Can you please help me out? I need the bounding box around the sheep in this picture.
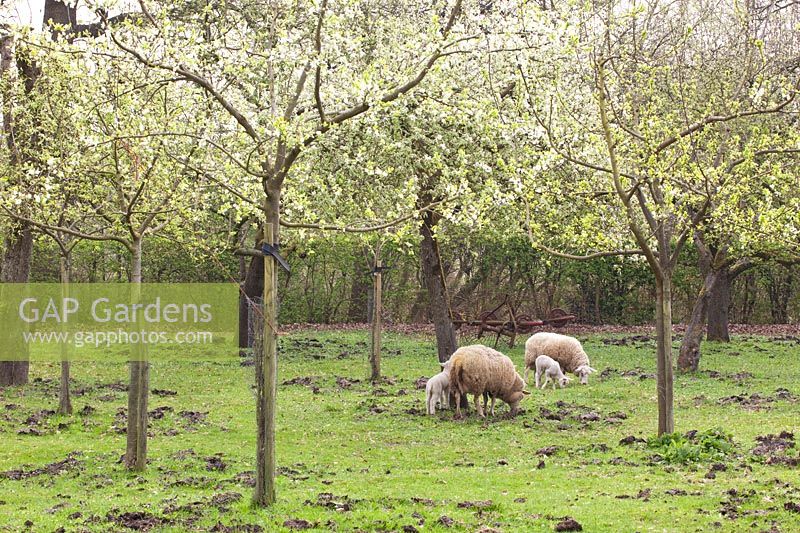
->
[425,368,451,415]
[524,332,597,385]
[448,344,529,418]
[534,354,571,389]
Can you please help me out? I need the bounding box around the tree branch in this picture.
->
[655,86,798,154]
[280,197,456,233]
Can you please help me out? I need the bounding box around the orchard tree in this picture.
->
[518,0,798,434]
[2,31,210,469]
[105,0,486,505]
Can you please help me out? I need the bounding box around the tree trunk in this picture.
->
[419,211,457,364]
[767,265,793,323]
[654,276,675,435]
[125,238,149,471]
[57,255,73,414]
[677,269,720,372]
[370,258,382,382]
[706,270,731,342]
[739,271,757,324]
[347,253,370,323]
[0,221,33,386]
[0,2,73,387]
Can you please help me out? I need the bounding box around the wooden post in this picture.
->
[370,257,383,382]
[58,256,72,415]
[254,223,277,507]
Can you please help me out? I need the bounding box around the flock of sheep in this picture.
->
[425,332,596,417]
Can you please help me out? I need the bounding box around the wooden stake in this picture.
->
[57,256,72,415]
[254,223,277,506]
[370,258,382,382]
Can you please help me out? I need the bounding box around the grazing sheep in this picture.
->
[535,355,571,389]
[448,345,529,418]
[525,332,597,385]
[425,368,451,415]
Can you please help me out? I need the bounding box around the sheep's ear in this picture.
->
[440,363,447,368]
[588,367,597,373]
[522,390,531,395]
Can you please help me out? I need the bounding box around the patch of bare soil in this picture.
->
[1,452,83,480]
[283,519,314,530]
[719,390,797,411]
[106,511,168,531]
[719,488,757,520]
[752,432,799,466]
[205,454,227,471]
[305,492,358,512]
[457,500,493,509]
[555,517,583,531]
[282,376,320,393]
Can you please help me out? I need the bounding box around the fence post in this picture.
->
[254,223,277,506]
[370,257,382,382]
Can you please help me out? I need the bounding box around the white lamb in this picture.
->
[425,365,451,415]
[534,355,571,389]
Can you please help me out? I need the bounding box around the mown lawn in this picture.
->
[1,330,799,532]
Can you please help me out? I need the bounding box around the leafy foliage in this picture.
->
[647,429,736,465]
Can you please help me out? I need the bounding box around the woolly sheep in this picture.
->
[534,354,571,389]
[524,332,597,385]
[425,369,451,415]
[448,344,529,418]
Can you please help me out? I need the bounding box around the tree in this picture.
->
[519,0,799,433]
[107,0,479,505]
[2,30,208,469]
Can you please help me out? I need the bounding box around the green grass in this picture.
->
[1,330,799,532]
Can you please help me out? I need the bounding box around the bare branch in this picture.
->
[655,86,798,154]
[107,24,261,143]
[313,0,328,124]
[1,207,133,251]
[280,197,456,233]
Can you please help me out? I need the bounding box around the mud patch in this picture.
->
[282,376,320,393]
[1,452,83,480]
[283,519,314,530]
[457,500,493,509]
[555,517,583,531]
[205,455,227,471]
[752,432,798,466]
[106,511,167,531]
[306,492,358,512]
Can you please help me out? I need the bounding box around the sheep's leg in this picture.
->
[454,391,462,418]
[427,391,434,415]
[535,369,541,389]
[474,394,484,417]
[443,388,450,410]
[542,374,550,389]
[490,396,496,416]
[524,366,529,382]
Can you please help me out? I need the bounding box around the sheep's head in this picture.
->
[559,375,572,388]
[575,365,596,385]
[502,374,530,414]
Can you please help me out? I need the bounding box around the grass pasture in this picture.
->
[1,330,799,532]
